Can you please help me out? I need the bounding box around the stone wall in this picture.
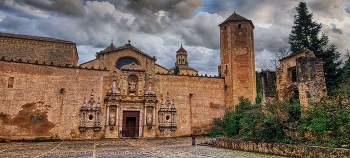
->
[216,138,350,158]
[296,57,327,106]
[154,74,225,136]
[260,70,276,103]
[0,60,109,140]
[0,34,78,66]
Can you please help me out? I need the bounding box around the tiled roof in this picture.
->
[0,32,74,44]
[97,43,156,61]
[101,43,117,53]
[219,12,254,27]
[169,65,197,72]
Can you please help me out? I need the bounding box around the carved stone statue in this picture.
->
[146,113,152,125]
[109,113,116,126]
[128,80,137,91]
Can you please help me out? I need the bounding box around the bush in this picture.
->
[208,129,221,137]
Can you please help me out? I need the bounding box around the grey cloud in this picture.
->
[0,16,36,34]
[175,12,223,49]
[99,0,203,35]
[254,25,291,52]
[308,0,348,20]
[122,0,203,19]
[331,28,342,34]
[345,2,350,14]
[22,0,86,17]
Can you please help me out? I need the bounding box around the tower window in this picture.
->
[224,26,226,30]
[238,24,242,29]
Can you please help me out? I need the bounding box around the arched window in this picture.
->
[116,57,139,69]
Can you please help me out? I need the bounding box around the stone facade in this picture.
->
[276,49,327,107]
[218,12,256,109]
[0,32,78,66]
[0,12,257,140]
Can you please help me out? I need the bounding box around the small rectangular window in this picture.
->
[288,67,297,82]
[8,77,14,88]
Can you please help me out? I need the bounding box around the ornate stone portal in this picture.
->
[104,63,158,138]
[158,92,177,136]
[78,90,102,132]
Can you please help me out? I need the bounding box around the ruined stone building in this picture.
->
[0,12,256,140]
[276,49,327,107]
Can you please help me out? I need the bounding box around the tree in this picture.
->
[266,45,292,71]
[174,66,180,75]
[289,2,342,93]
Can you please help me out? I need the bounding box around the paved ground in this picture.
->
[0,137,288,158]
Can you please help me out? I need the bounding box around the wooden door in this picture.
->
[122,111,140,137]
[125,117,136,137]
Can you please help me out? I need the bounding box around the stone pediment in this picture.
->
[120,62,145,71]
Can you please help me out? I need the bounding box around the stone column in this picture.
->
[106,106,110,125]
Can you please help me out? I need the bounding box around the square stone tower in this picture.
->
[219,12,256,109]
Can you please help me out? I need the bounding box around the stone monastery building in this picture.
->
[0,13,257,140]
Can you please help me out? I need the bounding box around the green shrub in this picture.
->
[208,129,221,137]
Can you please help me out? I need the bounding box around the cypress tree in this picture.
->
[174,66,180,75]
[289,2,342,93]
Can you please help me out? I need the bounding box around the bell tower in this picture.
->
[175,44,188,66]
[219,12,256,109]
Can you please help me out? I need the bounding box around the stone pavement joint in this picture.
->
[34,141,63,158]
[0,137,288,158]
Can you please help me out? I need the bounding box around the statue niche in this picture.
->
[128,75,138,94]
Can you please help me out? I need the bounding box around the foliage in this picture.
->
[174,66,180,75]
[208,129,221,137]
[212,97,293,142]
[255,92,262,104]
[289,2,342,93]
[298,100,350,147]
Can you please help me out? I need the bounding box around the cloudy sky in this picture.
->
[0,0,349,75]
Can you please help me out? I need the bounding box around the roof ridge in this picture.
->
[177,44,187,52]
[97,44,156,61]
[219,12,254,27]
[0,32,74,44]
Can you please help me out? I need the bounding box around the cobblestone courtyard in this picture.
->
[0,137,287,158]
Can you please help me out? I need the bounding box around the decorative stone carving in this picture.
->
[158,92,177,133]
[128,75,138,93]
[78,90,102,132]
[104,71,121,130]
